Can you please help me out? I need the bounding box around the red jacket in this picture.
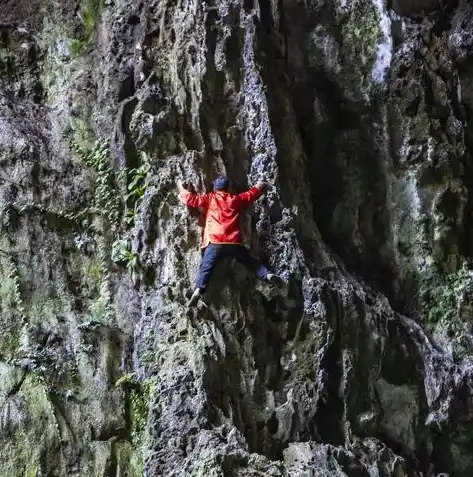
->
[179,186,264,248]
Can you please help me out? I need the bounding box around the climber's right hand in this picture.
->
[256,181,267,192]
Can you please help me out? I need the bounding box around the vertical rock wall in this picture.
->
[0,0,473,476]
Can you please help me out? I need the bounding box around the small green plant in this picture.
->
[69,138,121,233]
[127,163,150,200]
[115,372,136,387]
[421,265,471,324]
[124,152,150,227]
[111,239,138,273]
[6,257,26,320]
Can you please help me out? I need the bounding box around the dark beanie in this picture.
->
[213,176,229,190]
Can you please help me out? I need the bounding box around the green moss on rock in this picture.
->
[0,254,23,360]
[0,375,63,476]
[117,441,145,476]
[341,3,381,72]
[70,0,105,56]
[115,373,154,473]
[130,378,153,448]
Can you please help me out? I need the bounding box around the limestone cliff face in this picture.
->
[1,0,473,476]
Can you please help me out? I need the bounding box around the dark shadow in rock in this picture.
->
[141,265,156,287]
[430,430,454,474]
[284,275,305,340]
[112,97,138,171]
[43,211,78,235]
[382,319,422,386]
[458,60,473,261]
[314,321,345,444]
[273,2,402,309]
[389,0,457,18]
[118,71,135,102]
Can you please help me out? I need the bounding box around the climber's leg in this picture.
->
[188,244,223,306]
[229,244,283,286]
[197,245,223,287]
[197,244,223,289]
[230,244,270,280]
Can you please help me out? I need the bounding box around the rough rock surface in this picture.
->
[1,0,473,476]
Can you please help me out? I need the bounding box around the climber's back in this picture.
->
[179,176,264,248]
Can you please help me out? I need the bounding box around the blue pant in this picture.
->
[196,243,270,291]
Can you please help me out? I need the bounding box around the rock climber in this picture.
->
[177,176,280,307]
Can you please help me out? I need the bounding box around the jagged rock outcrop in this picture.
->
[1,0,473,476]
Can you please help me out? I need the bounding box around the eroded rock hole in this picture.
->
[267,412,278,434]
[243,0,254,12]
[313,293,345,445]
[118,73,135,101]
[128,14,140,25]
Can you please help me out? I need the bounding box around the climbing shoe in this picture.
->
[187,288,202,307]
[266,273,280,285]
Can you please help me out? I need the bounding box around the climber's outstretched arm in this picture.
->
[177,180,210,210]
[235,181,267,209]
